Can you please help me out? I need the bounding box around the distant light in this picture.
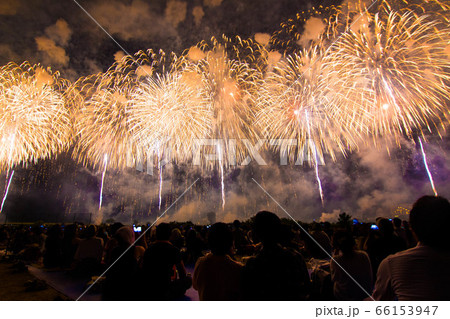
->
[294,110,300,115]
[382,103,389,110]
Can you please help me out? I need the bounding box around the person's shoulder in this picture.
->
[382,246,422,263]
[354,250,370,258]
[224,255,243,268]
[243,255,257,269]
[283,246,306,261]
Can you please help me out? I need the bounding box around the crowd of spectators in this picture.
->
[0,195,449,301]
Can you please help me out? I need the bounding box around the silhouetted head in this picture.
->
[48,224,62,238]
[311,222,322,232]
[377,218,394,236]
[410,196,450,249]
[110,222,124,237]
[64,224,78,238]
[115,226,135,246]
[253,211,281,245]
[392,218,402,228]
[332,230,355,255]
[156,223,171,241]
[208,223,233,255]
[85,225,97,238]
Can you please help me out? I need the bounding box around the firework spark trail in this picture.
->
[0,170,14,213]
[217,143,225,210]
[99,154,108,210]
[313,154,324,206]
[158,149,163,211]
[305,110,324,206]
[418,137,438,197]
[1,133,16,213]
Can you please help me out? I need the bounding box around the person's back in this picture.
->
[142,223,190,300]
[43,225,63,268]
[242,211,311,300]
[243,243,310,300]
[102,226,139,301]
[144,241,180,287]
[373,244,450,300]
[75,226,103,263]
[372,196,450,300]
[310,226,332,259]
[62,224,80,267]
[365,218,406,277]
[193,223,243,300]
[330,231,372,301]
[74,225,104,275]
[393,218,408,247]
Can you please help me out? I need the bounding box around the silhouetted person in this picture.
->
[364,217,406,278]
[193,223,243,300]
[169,228,185,250]
[392,218,408,247]
[242,211,311,300]
[330,230,372,300]
[103,222,124,265]
[142,223,191,300]
[402,220,417,248]
[308,223,332,259]
[74,225,103,275]
[372,196,450,300]
[186,228,204,264]
[43,225,63,268]
[102,226,139,300]
[61,224,80,268]
[232,220,249,255]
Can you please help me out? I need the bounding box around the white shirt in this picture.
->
[372,244,450,300]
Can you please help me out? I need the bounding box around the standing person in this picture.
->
[372,196,450,300]
[193,223,243,300]
[330,230,373,300]
[142,223,191,300]
[242,211,311,300]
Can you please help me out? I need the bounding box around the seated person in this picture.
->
[242,211,311,300]
[74,225,104,275]
[365,217,406,278]
[331,230,373,300]
[102,226,139,300]
[142,223,191,300]
[372,196,450,300]
[193,223,243,300]
[43,225,63,268]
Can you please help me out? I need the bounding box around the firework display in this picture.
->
[129,72,211,163]
[183,36,264,169]
[326,10,450,146]
[0,62,71,169]
[255,45,360,163]
[0,0,449,217]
